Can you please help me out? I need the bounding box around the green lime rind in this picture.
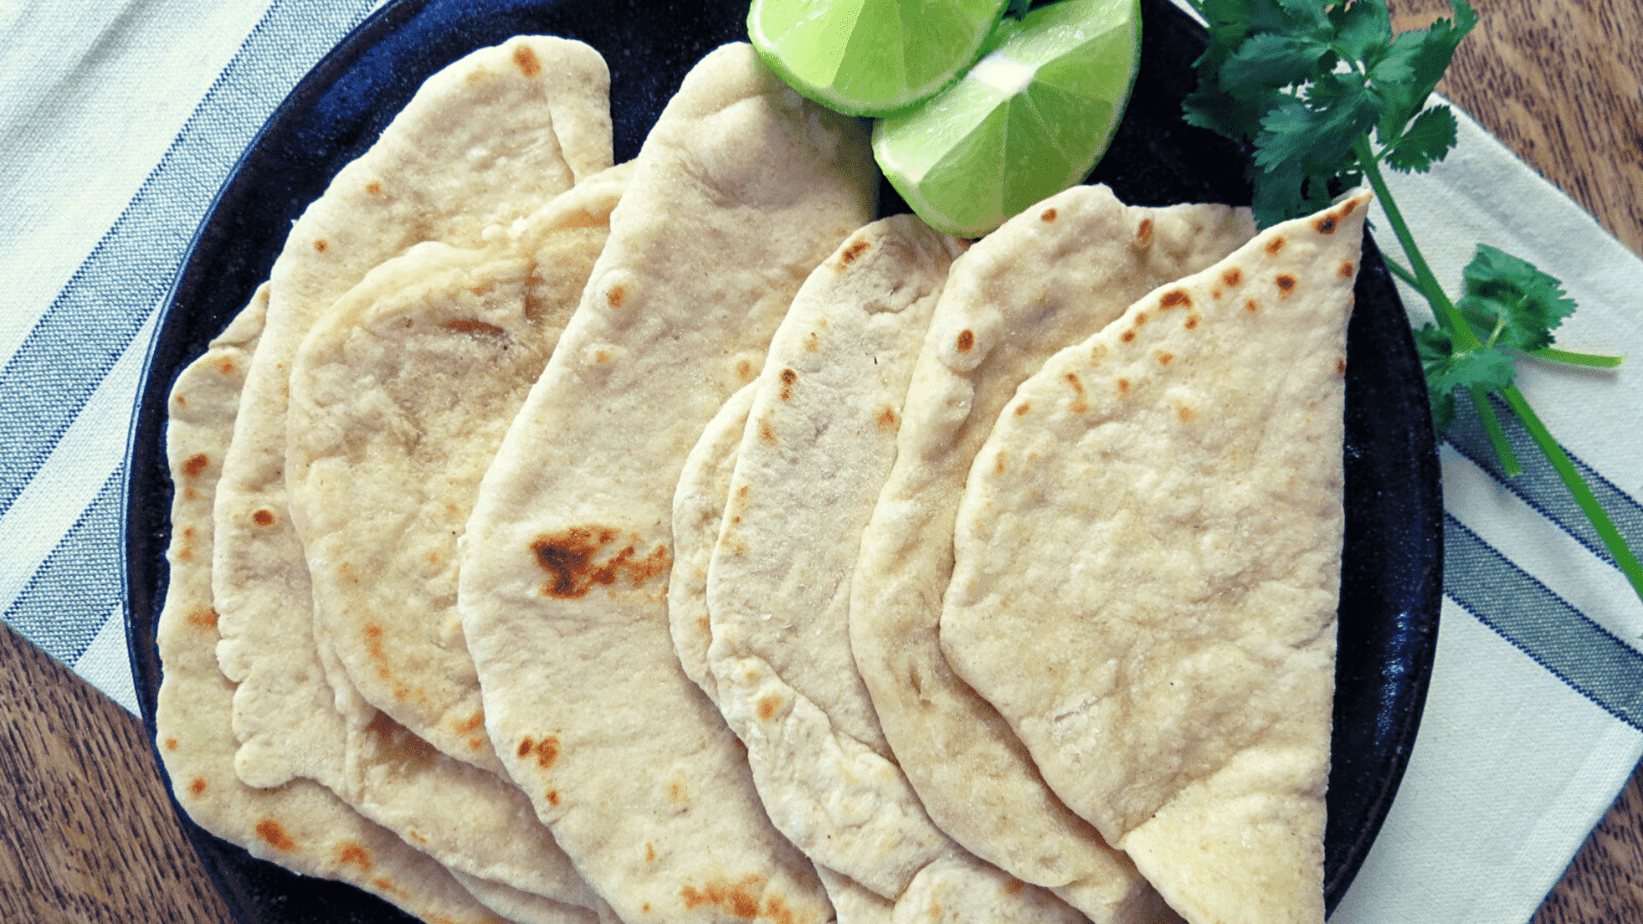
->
[749,0,1011,117]
[873,0,1142,237]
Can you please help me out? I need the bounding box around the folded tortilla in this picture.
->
[155,285,543,924]
[457,42,878,924]
[940,190,1373,924]
[848,184,1254,922]
[213,35,610,789]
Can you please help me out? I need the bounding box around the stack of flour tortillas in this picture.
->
[155,33,1370,924]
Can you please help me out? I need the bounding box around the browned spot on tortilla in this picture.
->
[443,319,505,335]
[756,695,782,721]
[1339,197,1361,217]
[1337,357,1349,376]
[595,349,612,363]
[1040,207,1057,222]
[1117,378,1131,396]
[1121,330,1137,343]
[183,453,209,477]
[1265,236,1285,256]
[545,789,561,806]
[1157,352,1174,365]
[513,44,542,76]
[524,735,560,769]
[467,280,495,295]
[1223,268,1242,287]
[759,420,777,443]
[164,738,178,751]
[1314,213,1339,234]
[1135,218,1154,247]
[835,238,870,270]
[668,780,687,804]
[371,877,401,896]
[523,293,546,318]
[187,608,217,630]
[256,819,296,852]
[804,331,820,353]
[1246,299,1259,312]
[1065,372,1088,413]
[333,843,371,871]
[764,895,798,924]
[530,527,670,598]
[1340,260,1357,277]
[956,329,975,352]
[607,285,626,307]
[646,842,657,862]
[1134,311,1149,326]
[173,395,188,408]
[363,623,390,680]
[465,69,486,85]
[517,737,533,758]
[876,407,897,428]
[1276,274,1297,296]
[735,358,755,381]
[1159,289,1192,310]
[188,777,207,796]
[1002,877,1027,895]
[1212,288,1223,300]
[313,239,328,253]
[779,368,797,400]
[251,509,275,526]
[1014,403,1030,416]
[455,711,485,734]
[365,181,382,196]
[680,877,766,918]
[1178,404,1196,422]
[642,904,653,914]
[1185,315,1200,330]
[995,454,1006,475]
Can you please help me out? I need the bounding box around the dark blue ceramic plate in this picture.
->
[124,0,1443,920]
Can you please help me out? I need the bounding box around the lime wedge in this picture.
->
[748,0,1011,117]
[873,0,1141,237]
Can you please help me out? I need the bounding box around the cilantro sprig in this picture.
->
[1181,0,1643,608]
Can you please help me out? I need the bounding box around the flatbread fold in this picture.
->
[940,189,1373,924]
[154,285,529,924]
[458,42,878,924]
[848,183,1254,923]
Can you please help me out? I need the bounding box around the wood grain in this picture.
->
[0,622,229,923]
[0,0,1638,922]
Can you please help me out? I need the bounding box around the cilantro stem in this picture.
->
[1353,137,1643,606]
[1532,346,1624,368]
[1500,385,1643,602]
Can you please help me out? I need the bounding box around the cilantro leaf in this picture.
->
[1383,104,1458,171]
[1415,323,1518,431]
[1458,244,1578,352]
[1221,32,1333,89]
[1329,0,1392,60]
[1371,0,1476,137]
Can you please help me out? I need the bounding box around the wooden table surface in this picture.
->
[2,0,1641,921]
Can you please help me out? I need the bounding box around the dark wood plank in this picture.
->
[0,623,228,923]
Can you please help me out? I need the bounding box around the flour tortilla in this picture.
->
[274,175,630,908]
[154,285,544,924]
[696,215,1086,924]
[458,42,877,924]
[287,163,630,774]
[699,216,957,894]
[847,184,1254,922]
[940,190,1373,924]
[213,35,609,790]
[669,383,898,924]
